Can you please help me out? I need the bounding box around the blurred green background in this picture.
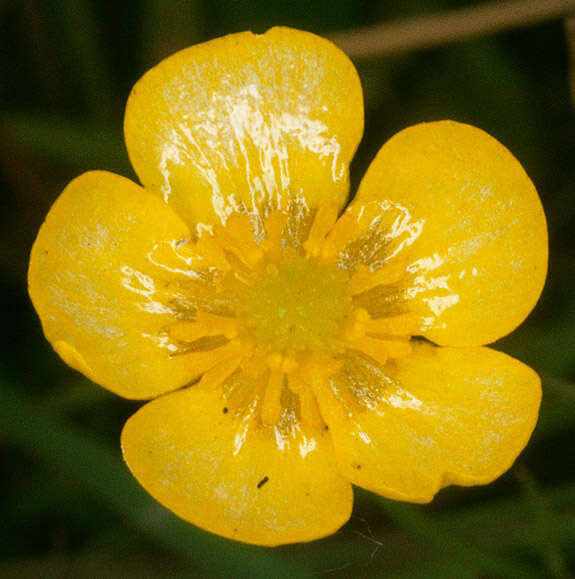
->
[1,0,574,577]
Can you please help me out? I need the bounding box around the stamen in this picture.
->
[280,356,299,374]
[214,213,263,270]
[181,340,241,375]
[195,235,230,271]
[261,367,284,426]
[344,335,412,366]
[170,312,240,342]
[260,211,288,262]
[168,205,417,430]
[344,335,389,367]
[242,350,268,378]
[378,338,412,358]
[348,262,406,296]
[303,202,340,257]
[300,361,343,420]
[320,211,360,262]
[198,355,244,390]
[342,307,370,341]
[366,313,419,337]
[287,372,325,430]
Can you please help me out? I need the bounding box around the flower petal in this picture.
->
[314,343,541,503]
[124,27,363,229]
[354,121,548,346]
[28,171,196,399]
[121,384,353,546]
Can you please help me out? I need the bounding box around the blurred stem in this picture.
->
[566,17,575,109]
[142,0,204,67]
[3,112,128,173]
[377,498,541,578]
[56,0,115,122]
[331,0,575,60]
[516,466,570,578]
[19,0,66,108]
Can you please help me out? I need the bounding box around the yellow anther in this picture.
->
[344,333,412,366]
[260,210,288,261]
[298,361,344,420]
[285,371,325,429]
[224,212,253,240]
[342,307,370,341]
[281,356,298,374]
[320,211,360,261]
[304,202,345,260]
[261,367,284,426]
[264,353,298,374]
[345,335,389,367]
[242,350,267,378]
[181,340,241,375]
[303,356,344,381]
[264,263,279,277]
[298,386,325,431]
[354,308,370,323]
[343,323,365,342]
[266,352,283,370]
[379,338,412,359]
[214,213,263,270]
[169,312,240,343]
[169,321,209,343]
[348,262,406,296]
[198,355,243,390]
[303,238,323,258]
[286,371,305,394]
[306,202,340,243]
[195,235,230,271]
[366,313,419,337]
[197,311,241,339]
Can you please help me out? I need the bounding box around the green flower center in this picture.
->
[239,255,351,354]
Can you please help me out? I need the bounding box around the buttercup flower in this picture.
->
[29,28,547,546]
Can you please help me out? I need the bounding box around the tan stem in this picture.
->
[330,0,575,60]
[566,17,575,109]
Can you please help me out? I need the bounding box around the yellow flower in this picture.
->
[28,27,547,546]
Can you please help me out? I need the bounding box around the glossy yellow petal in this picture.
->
[125,27,363,230]
[315,343,541,503]
[354,121,548,346]
[28,171,195,399]
[121,383,353,546]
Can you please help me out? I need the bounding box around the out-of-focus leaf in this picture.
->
[55,0,114,122]
[44,378,115,413]
[436,482,575,553]
[3,113,129,173]
[0,552,183,579]
[0,379,309,579]
[142,0,205,68]
[376,498,542,578]
[517,467,569,578]
[536,375,575,439]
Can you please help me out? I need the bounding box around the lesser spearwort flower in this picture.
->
[29,27,547,545]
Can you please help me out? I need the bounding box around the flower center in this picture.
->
[168,201,418,429]
[239,255,350,354]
